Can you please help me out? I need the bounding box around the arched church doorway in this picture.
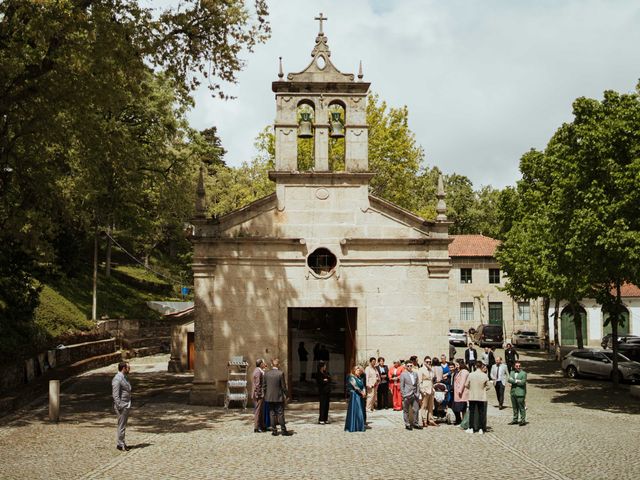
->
[602,305,630,336]
[288,307,357,400]
[560,305,588,346]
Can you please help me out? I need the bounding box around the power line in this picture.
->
[103,231,185,285]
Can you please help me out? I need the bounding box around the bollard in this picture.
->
[49,380,60,422]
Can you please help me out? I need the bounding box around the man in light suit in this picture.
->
[508,361,528,426]
[112,361,132,451]
[364,357,380,412]
[263,358,292,436]
[490,356,509,409]
[465,360,491,434]
[399,362,422,430]
[251,358,267,433]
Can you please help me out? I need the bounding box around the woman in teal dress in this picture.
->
[345,365,366,432]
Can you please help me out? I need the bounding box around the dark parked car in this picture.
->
[601,334,639,349]
[472,324,504,348]
[617,342,640,362]
[561,349,640,383]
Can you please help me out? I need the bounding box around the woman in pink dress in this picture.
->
[452,361,469,425]
[388,360,404,411]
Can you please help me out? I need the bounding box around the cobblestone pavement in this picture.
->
[1,351,639,480]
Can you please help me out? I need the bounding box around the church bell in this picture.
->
[298,112,313,138]
[329,111,344,138]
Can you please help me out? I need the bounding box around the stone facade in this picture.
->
[447,235,545,342]
[189,19,452,405]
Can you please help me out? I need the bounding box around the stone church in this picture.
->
[189,17,452,405]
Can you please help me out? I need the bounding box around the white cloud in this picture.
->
[186,0,640,188]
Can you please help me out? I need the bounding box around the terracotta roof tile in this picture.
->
[617,283,640,297]
[448,234,501,257]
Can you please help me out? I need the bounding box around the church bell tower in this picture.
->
[271,13,370,176]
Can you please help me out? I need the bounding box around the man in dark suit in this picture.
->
[504,344,520,373]
[465,343,478,371]
[263,358,292,436]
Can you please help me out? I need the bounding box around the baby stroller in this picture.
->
[433,383,450,423]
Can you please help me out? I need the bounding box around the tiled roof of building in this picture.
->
[618,283,640,297]
[448,234,501,257]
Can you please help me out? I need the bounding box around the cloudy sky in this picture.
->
[185,0,640,189]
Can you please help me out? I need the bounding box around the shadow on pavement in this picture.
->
[523,351,640,415]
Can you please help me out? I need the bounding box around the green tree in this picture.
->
[0,0,269,331]
[559,87,640,384]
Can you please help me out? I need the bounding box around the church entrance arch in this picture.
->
[288,307,357,400]
[560,305,588,346]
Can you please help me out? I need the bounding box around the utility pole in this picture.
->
[92,226,98,321]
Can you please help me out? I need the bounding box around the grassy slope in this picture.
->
[34,266,178,338]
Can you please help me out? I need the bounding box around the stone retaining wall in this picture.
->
[0,338,116,394]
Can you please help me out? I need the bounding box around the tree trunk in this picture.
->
[542,297,550,353]
[611,282,622,388]
[572,301,584,349]
[553,298,561,361]
[105,230,112,278]
[92,226,98,321]
[144,253,150,269]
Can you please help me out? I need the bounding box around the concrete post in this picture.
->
[49,380,60,422]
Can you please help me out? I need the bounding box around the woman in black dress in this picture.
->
[316,361,332,424]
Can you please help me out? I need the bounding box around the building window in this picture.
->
[460,302,474,321]
[518,301,531,321]
[489,268,500,284]
[307,247,337,276]
[489,302,503,325]
[460,268,472,284]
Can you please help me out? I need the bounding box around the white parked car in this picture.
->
[448,328,468,347]
[512,330,541,349]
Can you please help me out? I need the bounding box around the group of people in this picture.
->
[248,343,528,437]
[344,348,528,434]
[110,344,527,449]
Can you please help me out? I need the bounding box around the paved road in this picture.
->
[1,351,639,480]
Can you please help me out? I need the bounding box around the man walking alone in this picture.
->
[112,361,132,451]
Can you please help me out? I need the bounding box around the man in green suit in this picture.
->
[508,361,527,426]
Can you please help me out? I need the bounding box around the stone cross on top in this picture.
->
[315,13,327,34]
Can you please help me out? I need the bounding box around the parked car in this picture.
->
[562,349,640,383]
[512,330,541,349]
[472,324,504,348]
[448,328,468,346]
[617,342,640,362]
[601,334,640,349]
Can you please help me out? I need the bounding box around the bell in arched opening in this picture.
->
[298,112,313,138]
[329,111,344,138]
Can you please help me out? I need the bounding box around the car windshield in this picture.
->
[518,331,537,336]
[602,352,631,362]
[450,329,464,334]
[483,326,502,334]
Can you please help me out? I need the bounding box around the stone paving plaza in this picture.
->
[1,351,639,480]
